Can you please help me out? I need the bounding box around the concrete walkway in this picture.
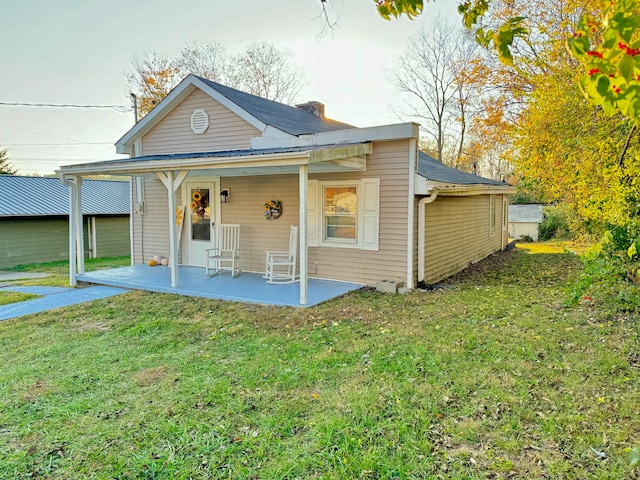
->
[0,271,50,286]
[0,284,130,321]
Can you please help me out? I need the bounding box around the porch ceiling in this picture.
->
[58,143,371,177]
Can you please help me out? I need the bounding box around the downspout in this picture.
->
[417,188,440,284]
[406,139,417,289]
[129,177,134,265]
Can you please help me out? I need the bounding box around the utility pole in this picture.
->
[130,93,138,123]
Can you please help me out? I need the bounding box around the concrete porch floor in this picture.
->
[77,265,364,307]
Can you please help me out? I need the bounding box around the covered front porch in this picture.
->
[59,142,371,307]
[77,265,363,307]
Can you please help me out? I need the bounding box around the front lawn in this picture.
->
[0,247,638,479]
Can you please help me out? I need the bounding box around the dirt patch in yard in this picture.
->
[133,366,173,387]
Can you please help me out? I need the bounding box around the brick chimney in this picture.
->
[295,101,325,119]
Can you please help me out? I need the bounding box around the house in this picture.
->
[58,74,514,305]
[0,175,130,269]
[508,204,544,241]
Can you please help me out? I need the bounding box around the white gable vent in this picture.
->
[190,108,209,134]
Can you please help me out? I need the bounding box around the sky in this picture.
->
[0,0,458,175]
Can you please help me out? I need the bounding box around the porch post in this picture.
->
[167,171,179,288]
[74,176,85,274]
[67,176,78,286]
[299,164,308,306]
[157,170,189,289]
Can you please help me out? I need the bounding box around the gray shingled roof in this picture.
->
[0,176,130,217]
[417,151,505,186]
[196,76,354,136]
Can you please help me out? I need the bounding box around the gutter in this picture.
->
[57,150,313,176]
[417,188,440,284]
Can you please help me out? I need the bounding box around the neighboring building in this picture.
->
[59,75,514,304]
[0,176,130,268]
[508,204,544,241]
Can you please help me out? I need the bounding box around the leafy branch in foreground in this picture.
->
[372,0,528,65]
[568,0,640,125]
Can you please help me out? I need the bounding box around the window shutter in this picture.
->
[307,179,319,247]
[361,178,380,251]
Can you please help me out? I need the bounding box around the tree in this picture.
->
[372,1,528,64]
[175,42,229,83]
[126,52,181,118]
[569,0,640,128]
[228,43,303,105]
[127,42,304,118]
[393,19,486,167]
[0,148,17,175]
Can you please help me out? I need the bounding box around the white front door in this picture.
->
[184,178,220,267]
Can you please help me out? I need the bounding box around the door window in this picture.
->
[190,188,210,241]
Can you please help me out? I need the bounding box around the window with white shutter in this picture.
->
[307,178,380,250]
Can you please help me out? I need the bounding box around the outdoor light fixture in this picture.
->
[220,188,230,204]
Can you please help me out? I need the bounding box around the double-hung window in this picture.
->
[307,178,380,251]
[323,185,358,244]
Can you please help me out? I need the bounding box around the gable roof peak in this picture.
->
[116,74,354,154]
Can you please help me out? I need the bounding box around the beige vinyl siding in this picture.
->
[311,140,410,285]
[141,89,261,155]
[94,216,130,257]
[216,140,411,286]
[131,178,171,264]
[216,174,300,274]
[421,194,505,284]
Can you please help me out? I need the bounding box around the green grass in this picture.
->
[0,247,638,479]
[0,291,39,306]
[2,256,131,289]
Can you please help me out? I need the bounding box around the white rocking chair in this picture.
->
[205,224,240,277]
[264,225,299,284]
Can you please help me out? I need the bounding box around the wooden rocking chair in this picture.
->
[264,225,298,284]
[205,224,240,277]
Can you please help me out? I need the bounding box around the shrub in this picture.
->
[568,223,640,312]
[539,205,571,241]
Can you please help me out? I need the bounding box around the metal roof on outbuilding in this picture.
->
[508,204,544,223]
[0,176,130,217]
[417,151,506,186]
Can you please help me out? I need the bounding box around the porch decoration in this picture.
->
[191,191,207,217]
[176,206,185,248]
[264,200,282,220]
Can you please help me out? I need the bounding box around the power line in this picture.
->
[3,142,113,146]
[0,123,100,144]
[0,101,132,113]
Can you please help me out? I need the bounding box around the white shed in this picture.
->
[508,204,544,241]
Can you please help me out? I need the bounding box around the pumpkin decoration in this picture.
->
[148,259,158,266]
